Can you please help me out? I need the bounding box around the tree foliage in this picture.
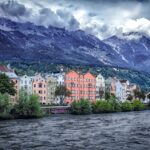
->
[121,101,133,112]
[92,100,113,113]
[0,73,16,96]
[13,90,43,118]
[0,93,12,119]
[70,99,92,115]
[55,85,71,105]
[132,99,145,111]
[133,89,145,100]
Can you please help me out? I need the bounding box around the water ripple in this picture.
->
[0,111,150,150]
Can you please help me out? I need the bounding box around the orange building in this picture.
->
[32,74,48,105]
[64,71,96,104]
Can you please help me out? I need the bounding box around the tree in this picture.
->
[121,101,133,112]
[13,90,43,118]
[132,99,145,111]
[0,73,16,96]
[127,94,133,101]
[55,85,71,105]
[105,92,111,100]
[133,89,145,100]
[70,99,92,115]
[98,87,104,99]
[0,93,12,119]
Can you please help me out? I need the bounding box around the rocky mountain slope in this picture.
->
[0,18,150,72]
[104,32,150,72]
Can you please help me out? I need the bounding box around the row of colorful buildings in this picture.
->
[0,65,139,105]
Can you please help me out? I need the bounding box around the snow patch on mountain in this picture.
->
[0,25,13,31]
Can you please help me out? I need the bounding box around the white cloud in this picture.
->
[122,18,150,36]
[0,0,150,39]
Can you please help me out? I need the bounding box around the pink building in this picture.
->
[65,71,96,104]
[32,74,48,105]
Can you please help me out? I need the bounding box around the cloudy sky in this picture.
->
[0,0,150,39]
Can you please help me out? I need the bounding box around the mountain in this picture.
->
[0,17,150,72]
[104,32,150,72]
[0,18,127,68]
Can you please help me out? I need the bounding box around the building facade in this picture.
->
[46,76,58,104]
[96,74,105,100]
[32,74,48,105]
[19,75,33,94]
[115,80,124,102]
[65,71,96,104]
[52,73,65,85]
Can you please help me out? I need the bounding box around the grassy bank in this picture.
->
[0,92,44,120]
[70,98,147,115]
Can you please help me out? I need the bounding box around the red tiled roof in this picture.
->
[0,65,13,72]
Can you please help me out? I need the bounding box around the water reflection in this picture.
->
[0,111,150,150]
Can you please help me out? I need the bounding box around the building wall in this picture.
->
[65,71,96,104]
[20,75,33,94]
[105,77,112,93]
[47,76,57,104]
[96,74,105,100]
[115,80,124,102]
[57,74,64,85]
[32,75,48,105]
[10,78,20,103]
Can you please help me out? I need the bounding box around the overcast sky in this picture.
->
[0,0,150,39]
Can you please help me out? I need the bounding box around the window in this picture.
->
[38,83,42,88]
[34,84,36,87]
[39,90,42,94]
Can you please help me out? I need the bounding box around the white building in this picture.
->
[96,74,105,100]
[115,79,133,102]
[19,75,33,94]
[52,73,65,85]
[115,80,125,102]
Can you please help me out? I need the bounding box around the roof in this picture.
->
[0,65,18,79]
[120,79,128,83]
[0,65,13,73]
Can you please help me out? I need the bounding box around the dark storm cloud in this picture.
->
[0,0,150,38]
[88,12,97,17]
[0,0,30,17]
[39,8,61,27]
[57,9,80,30]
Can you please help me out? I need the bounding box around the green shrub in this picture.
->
[132,99,145,111]
[0,93,12,119]
[27,94,43,117]
[92,100,114,113]
[13,91,43,118]
[70,99,92,115]
[121,101,133,112]
[108,98,121,112]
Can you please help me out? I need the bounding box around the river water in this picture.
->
[0,111,150,150]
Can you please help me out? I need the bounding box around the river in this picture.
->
[0,111,150,150]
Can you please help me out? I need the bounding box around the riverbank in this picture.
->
[70,99,149,115]
[0,92,44,120]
